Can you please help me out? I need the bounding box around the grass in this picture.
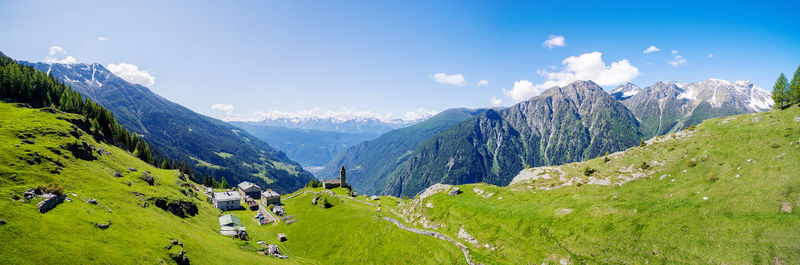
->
[0,102,465,264]
[393,107,800,264]
[3,100,800,264]
[225,187,462,264]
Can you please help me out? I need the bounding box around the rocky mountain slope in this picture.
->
[317,108,484,196]
[620,78,773,138]
[383,81,641,197]
[22,62,313,194]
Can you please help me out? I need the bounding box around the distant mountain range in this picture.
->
[228,122,377,170]
[316,108,484,195]
[252,116,426,135]
[619,79,773,138]
[23,61,314,193]
[330,79,773,197]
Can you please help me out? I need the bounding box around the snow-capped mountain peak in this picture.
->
[610,82,642,100]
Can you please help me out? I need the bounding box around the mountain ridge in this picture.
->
[22,61,314,194]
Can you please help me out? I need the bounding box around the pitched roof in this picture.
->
[219,213,242,227]
[214,191,241,201]
[262,190,280,198]
[322,179,340,183]
[237,181,261,191]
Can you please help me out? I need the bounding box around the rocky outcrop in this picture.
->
[37,194,66,213]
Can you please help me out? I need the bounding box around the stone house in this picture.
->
[323,166,348,189]
[261,190,281,205]
[212,191,242,211]
[237,181,262,199]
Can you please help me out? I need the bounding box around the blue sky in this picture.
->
[1,0,799,121]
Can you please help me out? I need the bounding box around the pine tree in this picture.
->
[789,64,800,106]
[772,73,789,109]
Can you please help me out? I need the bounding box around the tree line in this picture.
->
[772,64,800,109]
[0,53,188,174]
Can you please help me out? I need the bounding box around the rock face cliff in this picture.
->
[383,80,641,197]
[620,79,773,138]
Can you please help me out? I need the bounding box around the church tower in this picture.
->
[339,166,347,186]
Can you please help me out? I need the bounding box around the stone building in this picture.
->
[323,166,348,189]
[237,181,262,199]
[261,190,281,205]
[212,191,242,211]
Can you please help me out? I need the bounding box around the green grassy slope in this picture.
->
[224,187,463,264]
[392,107,800,264]
[0,102,468,264]
[0,102,291,264]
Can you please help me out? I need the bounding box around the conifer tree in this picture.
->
[773,73,789,109]
[789,64,800,106]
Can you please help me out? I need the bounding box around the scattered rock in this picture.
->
[37,194,66,213]
[95,221,112,229]
[111,171,123,178]
[752,117,762,123]
[311,196,318,206]
[64,197,72,202]
[266,244,287,259]
[370,195,380,200]
[66,141,96,160]
[448,187,462,196]
[147,197,198,218]
[87,199,98,205]
[21,139,35,144]
[377,207,381,212]
[169,250,190,265]
[128,167,137,172]
[0,220,6,225]
[781,201,793,213]
[23,188,38,199]
[278,233,287,242]
[140,172,155,186]
[775,256,786,265]
[794,117,800,123]
[166,239,183,250]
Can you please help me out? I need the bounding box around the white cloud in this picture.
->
[107,63,156,86]
[542,35,566,48]
[671,50,679,54]
[489,96,503,107]
[503,80,540,102]
[667,55,686,67]
[430,73,467,86]
[707,53,714,58]
[45,56,77,64]
[476,80,489,86]
[97,36,108,41]
[44,46,78,64]
[48,46,65,56]
[211,104,235,113]
[643,45,661,54]
[504,51,639,101]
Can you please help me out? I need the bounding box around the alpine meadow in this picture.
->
[1,1,799,264]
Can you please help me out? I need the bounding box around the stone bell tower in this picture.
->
[339,166,347,187]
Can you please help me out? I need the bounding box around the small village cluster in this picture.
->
[210,167,349,239]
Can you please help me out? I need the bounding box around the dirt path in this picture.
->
[382,216,474,265]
